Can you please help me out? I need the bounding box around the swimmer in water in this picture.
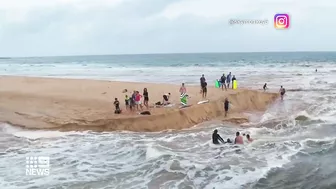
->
[234,132,244,144]
[246,134,253,143]
[212,129,225,144]
[279,86,286,101]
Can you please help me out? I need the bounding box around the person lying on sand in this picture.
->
[114,98,121,114]
[139,111,151,115]
[212,129,225,144]
[234,132,244,144]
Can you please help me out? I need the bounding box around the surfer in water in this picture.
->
[263,83,268,92]
[279,86,286,100]
[212,129,225,144]
[224,98,229,117]
[234,132,244,144]
[220,74,227,90]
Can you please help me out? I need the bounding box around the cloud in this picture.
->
[0,0,335,57]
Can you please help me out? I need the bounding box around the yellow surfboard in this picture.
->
[233,80,237,89]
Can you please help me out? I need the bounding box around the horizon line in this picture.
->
[1,50,336,58]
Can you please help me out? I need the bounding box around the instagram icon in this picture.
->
[274,14,289,29]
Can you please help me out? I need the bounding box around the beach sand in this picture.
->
[0,76,279,132]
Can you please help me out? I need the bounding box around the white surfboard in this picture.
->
[197,100,209,104]
[179,105,192,109]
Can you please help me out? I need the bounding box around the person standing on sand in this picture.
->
[226,72,232,88]
[234,132,244,144]
[279,86,286,100]
[179,83,187,95]
[143,88,149,109]
[202,81,207,99]
[130,91,136,111]
[135,91,143,110]
[125,95,130,111]
[200,74,206,92]
[220,74,227,90]
[114,98,121,114]
[224,98,229,117]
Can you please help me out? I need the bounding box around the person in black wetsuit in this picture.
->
[212,129,225,144]
[224,98,229,117]
[114,98,121,114]
[202,81,207,98]
[220,74,226,90]
[143,88,149,109]
[263,83,268,92]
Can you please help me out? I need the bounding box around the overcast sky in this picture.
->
[0,0,335,57]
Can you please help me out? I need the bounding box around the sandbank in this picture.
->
[0,76,279,132]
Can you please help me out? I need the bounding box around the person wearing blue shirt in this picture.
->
[226,72,232,88]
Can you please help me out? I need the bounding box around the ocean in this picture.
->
[0,52,336,189]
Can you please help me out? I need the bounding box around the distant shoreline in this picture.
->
[2,51,335,59]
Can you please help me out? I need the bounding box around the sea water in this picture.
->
[0,52,336,189]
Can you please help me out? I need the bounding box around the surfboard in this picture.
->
[215,80,220,88]
[233,80,237,89]
[180,93,188,105]
[163,104,174,108]
[197,100,209,104]
[179,105,192,109]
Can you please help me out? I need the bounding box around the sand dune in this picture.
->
[0,76,279,132]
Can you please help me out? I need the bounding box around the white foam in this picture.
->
[0,123,86,139]
[145,143,166,160]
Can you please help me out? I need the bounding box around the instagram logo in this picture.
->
[274,14,289,29]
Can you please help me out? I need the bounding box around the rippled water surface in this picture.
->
[1,52,336,189]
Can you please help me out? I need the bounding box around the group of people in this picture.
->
[114,88,149,114]
[212,129,253,145]
[263,83,286,100]
[219,72,237,90]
